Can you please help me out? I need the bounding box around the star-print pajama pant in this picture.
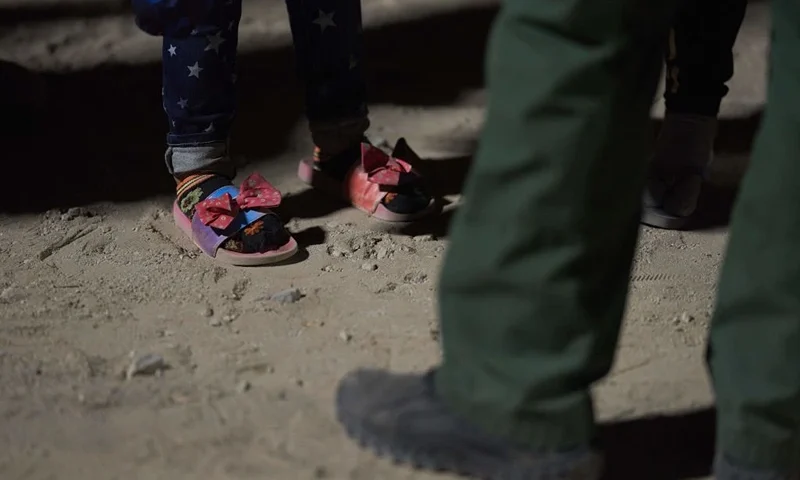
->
[132,0,368,177]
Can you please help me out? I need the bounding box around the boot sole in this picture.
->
[641,207,693,230]
[336,390,603,480]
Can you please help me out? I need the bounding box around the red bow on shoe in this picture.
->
[194,173,282,229]
[361,144,414,187]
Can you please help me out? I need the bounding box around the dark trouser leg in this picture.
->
[710,0,800,474]
[643,0,748,228]
[665,0,748,117]
[284,0,369,155]
[152,0,242,178]
[435,0,677,448]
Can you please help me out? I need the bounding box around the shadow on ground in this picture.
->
[2,1,761,237]
[1,4,496,215]
[601,408,715,480]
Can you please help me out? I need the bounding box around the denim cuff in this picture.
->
[165,141,234,177]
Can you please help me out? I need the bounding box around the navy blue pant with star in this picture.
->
[132,0,367,176]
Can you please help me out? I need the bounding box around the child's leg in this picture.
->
[133,0,294,259]
[285,0,434,218]
[161,0,240,179]
[285,0,369,155]
[643,0,747,229]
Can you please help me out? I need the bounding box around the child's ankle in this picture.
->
[175,174,232,219]
[309,117,369,161]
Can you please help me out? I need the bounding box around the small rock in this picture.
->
[414,234,436,242]
[335,242,353,254]
[339,330,352,342]
[679,312,694,323]
[328,243,351,258]
[271,288,302,305]
[321,265,336,272]
[399,245,416,254]
[126,353,167,379]
[236,380,251,393]
[222,313,237,323]
[209,318,222,327]
[295,378,304,387]
[61,207,90,221]
[0,286,17,302]
[200,306,214,318]
[361,263,378,272]
[375,247,389,260]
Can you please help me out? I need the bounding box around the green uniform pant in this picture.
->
[436,0,800,472]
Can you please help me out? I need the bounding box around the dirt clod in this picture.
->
[0,286,18,302]
[236,380,251,393]
[338,330,352,343]
[126,353,167,379]
[61,207,91,221]
[271,288,302,304]
[413,234,436,242]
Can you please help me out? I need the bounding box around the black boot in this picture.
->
[336,368,603,480]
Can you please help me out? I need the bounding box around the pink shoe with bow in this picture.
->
[173,172,298,266]
[298,139,440,222]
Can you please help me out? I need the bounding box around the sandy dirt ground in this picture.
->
[0,1,771,479]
